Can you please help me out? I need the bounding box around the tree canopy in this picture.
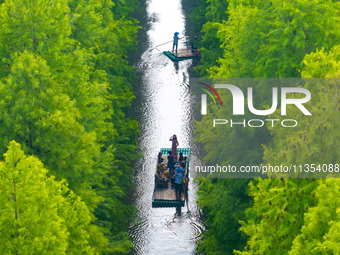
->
[0,141,107,254]
[0,0,140,253]
[190,0,340,254]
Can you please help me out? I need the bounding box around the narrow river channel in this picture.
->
[128,0,205,254]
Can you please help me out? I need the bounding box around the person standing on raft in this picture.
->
[172,32,181,54]
[174,168,184,199]
[170,134,179,160]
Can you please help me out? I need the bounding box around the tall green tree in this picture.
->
[236,44,340,255]
[236,179,318,254]
[0,52,103,208]
[0,0,140,252]
[192,0,340,254]
[0,0,114,142]
[196,178,251,254]
[211,0,340,78]
[0,0,72,77]
[67,0,141,247]
[0,141,107,254]
[289,179,340,254]
[190,0,229,76]
[195,85,271,254]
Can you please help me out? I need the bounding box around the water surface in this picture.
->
[128,0,205,254]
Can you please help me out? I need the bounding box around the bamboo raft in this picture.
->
[152,148,191,208]
[163,49,198,61]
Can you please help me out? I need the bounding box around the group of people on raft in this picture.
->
[155,135,188,199]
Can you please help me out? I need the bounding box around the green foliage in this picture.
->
[67,0,141,247]
[112,0,140,20]
[289,179,340,254]
[206,0,229,22]
[191,0,340,254]
[236,179,318,254]
[196,21,226,76]
[0,52,102,208]
[0,0,72,78]
[183,0,209,38]
[301,45,340,78]
[183,0,229,76]
[197,0,229,76]
[0,0,140,253]
[195,84,271,254]
[211,0,340,78]
[0,141,107,254]
[235,35,340,255]
[196,178,250,254]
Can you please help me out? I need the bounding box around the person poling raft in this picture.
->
[172,32,182,54]
[163,32,200,62]
[152,135,191,208]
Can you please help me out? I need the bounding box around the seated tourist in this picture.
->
[178,152,183,163]
[158,152,164,164]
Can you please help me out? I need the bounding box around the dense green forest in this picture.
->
[185,0,340,254]
[0,0,140,253]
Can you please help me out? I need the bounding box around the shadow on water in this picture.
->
[128,0,205,254]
